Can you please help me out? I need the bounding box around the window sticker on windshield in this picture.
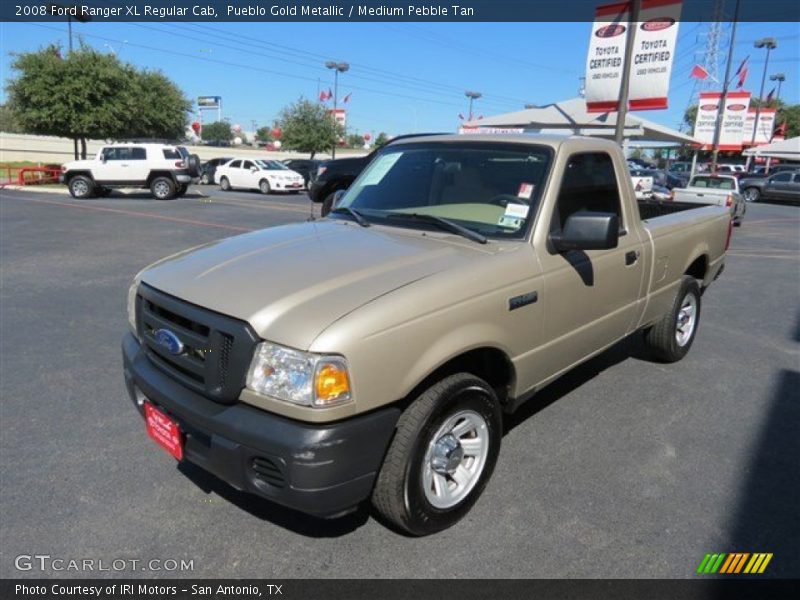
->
[517,182,534,199]
[359,152,403,186]
[498,215,523,229]
[504,203,529,219]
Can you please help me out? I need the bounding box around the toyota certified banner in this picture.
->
[743,108,777,145]
[693,91,752,150]
[585,0,682,113]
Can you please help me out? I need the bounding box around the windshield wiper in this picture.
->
[385,212,487,244]
[331,207,370,227]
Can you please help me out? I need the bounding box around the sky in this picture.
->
[1,20,798,137]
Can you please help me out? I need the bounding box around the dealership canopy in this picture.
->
[464,97,700,145]
[742,137,800,161]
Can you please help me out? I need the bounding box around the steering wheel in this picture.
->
[488,194,529,208]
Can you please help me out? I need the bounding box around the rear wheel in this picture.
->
[200,172,211,185]
[371,373,502,536]
[68,175,95,199]
[644,275,701,362]
[150,176,176,200]
[220,176,231,191]
[259,179,271,195]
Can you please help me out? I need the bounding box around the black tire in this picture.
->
[150,176,176,200]
[743,187,760,202]
[175,183,188,197]
[220,176,231,191]
[644,275,702,363]
[186,154,201,177]
[371,373,502,536]
[259,179,271,195]
[200,172,211,185]
[321,192,336,216]
[67,175,96,199]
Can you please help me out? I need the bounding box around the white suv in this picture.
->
[61,143,201,200]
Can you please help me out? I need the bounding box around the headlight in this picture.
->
[246,343,352,408]
[127,281,139,335]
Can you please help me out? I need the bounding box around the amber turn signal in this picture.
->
[314,362,351,405]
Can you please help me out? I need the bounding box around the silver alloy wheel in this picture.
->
[153,180,171,198]
[675,293,697,347]
[71,179,89,197]
[220,177,230,190]
[743,188,758,202]
[422,410,489,509]
[260,180,270,194]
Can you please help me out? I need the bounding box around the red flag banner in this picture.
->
[690,64,709,80]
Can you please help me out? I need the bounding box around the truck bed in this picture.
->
[637,199,705,221]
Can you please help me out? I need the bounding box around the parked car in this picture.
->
[672,174,746,226]
[739,171,800,204]
[650,184,673,202]
[215,158,305,194]
[627,157,655,170]
[281,158,320,187]
[61,143,200,200]
[670,161,708,175]
[123,134,731,535]
[715,164,746,175]
[199,157,233,185]
[743,164,799,179]
[309,133,444,215]
[633,168,687,189]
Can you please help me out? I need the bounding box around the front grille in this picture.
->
[136,284,259,403]
[250,456,285,488]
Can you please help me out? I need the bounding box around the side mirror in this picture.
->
[332,189,346,209]
[550,212,619,252]
[250,166,258,172]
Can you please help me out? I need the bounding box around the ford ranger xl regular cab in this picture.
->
[123,135,730,536]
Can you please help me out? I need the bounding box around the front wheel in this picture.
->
[68,175,95,199]
[644,275,701,362]
[371,373,502,536]
[259,179,271,195]
[743,187,760,202]
[219,176,231,191]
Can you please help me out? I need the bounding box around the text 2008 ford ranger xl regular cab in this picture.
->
[123,135,731,535]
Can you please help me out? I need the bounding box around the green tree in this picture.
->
[0,103,20,133]
[201,121,233,142]
[277,97,343,158]
[374,132,389,147]
[255,126,273,143]
[6,44,189,158]
[346,133,365,148]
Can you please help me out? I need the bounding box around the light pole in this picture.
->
[325,60,349,158]
[770,72,785,104]
[747,37,777,161]
[465,91,482,121]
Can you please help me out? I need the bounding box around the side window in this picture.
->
[229,160,241,169]
[131,147,146,160]
[770,172,791,183]
[242,161,255,170]
[102,148,119,160]
[793,174,800,183]
[162,148,181,159]
[553,152,622,231]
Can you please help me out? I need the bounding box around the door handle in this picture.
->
[625,250,640,266]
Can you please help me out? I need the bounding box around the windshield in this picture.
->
[691,176,735,190]
[255,160,289,170]
[336,142,552,239]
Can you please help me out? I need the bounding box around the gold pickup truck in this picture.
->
[123,135,731,535]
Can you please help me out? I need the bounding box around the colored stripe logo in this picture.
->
[696,553,773,574]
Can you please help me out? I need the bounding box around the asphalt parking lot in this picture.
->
[1,185,798,579]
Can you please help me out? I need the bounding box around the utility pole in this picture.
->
[613,0,641,145]
[465,91,482,121]
[710,0,741,172]
[325,61,349,158]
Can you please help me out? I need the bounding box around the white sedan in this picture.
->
[215,158,305,194]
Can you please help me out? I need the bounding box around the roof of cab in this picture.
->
[387,133,619,150]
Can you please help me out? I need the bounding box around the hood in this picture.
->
[140,220,494,350]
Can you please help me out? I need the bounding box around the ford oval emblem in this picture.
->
[595,24,626,38]
[154,329,184,355]
[727,103,747,111]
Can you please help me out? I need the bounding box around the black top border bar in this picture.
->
[3,0,800,23]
